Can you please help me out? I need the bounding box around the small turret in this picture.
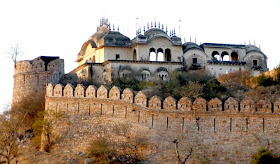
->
[12,56,64,104]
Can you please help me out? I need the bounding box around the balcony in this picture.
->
[207,60,246,65]
[189,63,201,70]
[252,65,263,71]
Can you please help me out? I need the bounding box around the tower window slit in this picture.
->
[214,118,216,132]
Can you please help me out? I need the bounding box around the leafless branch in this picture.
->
[7,43,23,68]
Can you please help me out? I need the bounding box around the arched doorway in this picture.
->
[165,49,171,61]
[231,52,239,61]
[221,51,229,61]
[212,51,220,61]
[157,48,164,61]
[149,48,156,61]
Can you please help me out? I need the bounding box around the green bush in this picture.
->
[201,79,229,101]
[31,111,48,149]
[257,75,275,87]
[87,137,114,163]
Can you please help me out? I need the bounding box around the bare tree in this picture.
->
[8,43,23,68]
[173,139,193,164]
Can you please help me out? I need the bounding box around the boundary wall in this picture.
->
[46,83,280,133]
[44,83,280,163]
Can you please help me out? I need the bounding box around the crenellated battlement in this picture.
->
[46,83,280,113]
[14,56,64,74]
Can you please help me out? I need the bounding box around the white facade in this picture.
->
[71,19,268,82]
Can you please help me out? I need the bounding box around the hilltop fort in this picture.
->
[12,18,279,163]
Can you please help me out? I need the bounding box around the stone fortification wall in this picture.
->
[12,57,64,103]
[44,83,280,163]
[46,83,280,113]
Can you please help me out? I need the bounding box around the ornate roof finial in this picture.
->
[174,28,176,36]
[169,30,172,37]
[166,26,168,34]
[100,17,109,28]
[113,24,115,31]
[162,24,164,30]
[195,37,197,43]
[117,26,119,32]
[143,25,146,33]
[147,22,149,30]
[190,36,192,42]
[155,21,157,28]
[249,40,251,45]
[151,22,153,28]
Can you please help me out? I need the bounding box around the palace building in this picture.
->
[70,18,268,83]
[12,18,268,103]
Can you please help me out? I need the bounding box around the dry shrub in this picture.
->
[11,93,45,131]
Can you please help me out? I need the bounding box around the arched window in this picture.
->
[231,52,238,61]
[221,51,229,61]
[141,70,150,80]
[133,49,137,60]
[212,51,220,61]
[157,48,164,61]
[165,49,171,61]
[149,48,156,61]
[156,67,169,81]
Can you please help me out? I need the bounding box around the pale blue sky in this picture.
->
[0,0,279,113]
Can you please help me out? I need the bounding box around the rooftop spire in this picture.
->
[100,17,109,27]
[97,17,110,31]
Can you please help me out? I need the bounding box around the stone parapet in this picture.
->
[47,83,278,113]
